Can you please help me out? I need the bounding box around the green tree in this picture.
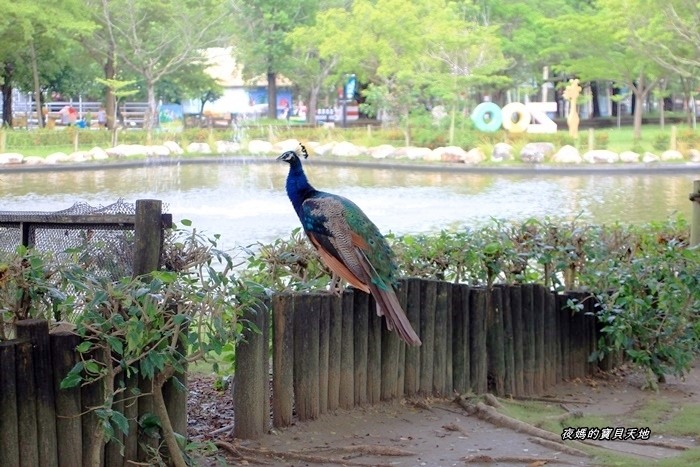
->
[89,0,229,134]
[156,64,224,116]
[542,0,664,139]
[231,0,318,119]
[0,0,94,127]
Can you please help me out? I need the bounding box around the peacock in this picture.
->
[278,144,421,346]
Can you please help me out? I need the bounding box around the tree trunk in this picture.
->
[1,62,14,127]
[28,41,44,128]
[267,70,277,120]
[307,88,318,125]
[611,85,620,117]
[103,48,116,130]
[590,81,601,118]
[146,80,157,144]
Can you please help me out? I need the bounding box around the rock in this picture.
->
[89,146,110,160]
[463,147,485,165]
[619,151,640,163]
[216,141,241,154]
[332,141,363,157]
[370,144,396,159]
[492,143,514,162]
[520,142,555,163]
[405,146,433,160]
[552,145,582,164]
[582,150,619,164]
[45,152,70,164]
[107,144,149,158]
[24,156,45,165]
[272,139,301,153]
[147,145,171,157]
[432,146,468,163]
[68,151,92,162]
[187,142,212,154]
[689,148,700,162]
[643,152,660,163]
[163,141,184,155]
[314,141,336,156]
[661,149,684,161]
[247,139,273,154]
[0,153,24,164]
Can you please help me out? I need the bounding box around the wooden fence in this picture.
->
[234,279,619,438]
[0,319,186,467]
[0,199,182,466]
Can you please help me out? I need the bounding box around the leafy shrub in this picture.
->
[594,131,609,149]
[653,133,669,151]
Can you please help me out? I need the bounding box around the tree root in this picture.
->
[528,436,590,457]
[455,395,562,443]
[483,393,503,409]
[214,440,407,466]
[462,454,574,464]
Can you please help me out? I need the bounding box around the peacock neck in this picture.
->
[285,159,317,216]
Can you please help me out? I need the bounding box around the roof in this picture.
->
[203,47,292,88]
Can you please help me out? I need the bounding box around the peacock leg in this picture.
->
[329,273,343,296]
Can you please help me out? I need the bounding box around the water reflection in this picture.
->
[1,161,698,252]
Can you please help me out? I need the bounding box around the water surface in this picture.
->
[2,160,698,252]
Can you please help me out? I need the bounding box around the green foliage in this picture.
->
[652,133,669,151]
[0,222,266,464]
[243,216,699,384]
[594,131,609,150]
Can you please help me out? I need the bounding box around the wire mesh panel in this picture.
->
[0,199,147,279]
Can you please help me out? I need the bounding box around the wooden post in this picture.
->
[327,294,343,411]
[0,341,20,467]
[444,282,453,396]
[163,333,190,441]
[671,125,677,151]
[585,293,598,376]
[533,285,546,394]
[16,341,40,467]
[419,280,437,395]
[380,302,400,401]
[353,290,369,406]
[292,294,320,421]
[587,128,594,150]
[569,292,586,379]
[367,295,382,404]
[558,293,571,381]
[469,287,488,394]
[498,285,515,396]
[136,373,156,462]
[339,290,355,409]
[272,293,294,427]
[451,284,470,394]
[318,295,331,414]
[16,319,58,467]
[0,128,6,152]
[544,291,558,388]
[432,281,449,396]
[105,371,125,467]
[50,332,82,467]
[403,278,421,396]
[486,287,506,396]
[690,180,700,247]
[237,325,280,436]
[510,286,524,397]
[133,199,163,277]
[122,373,139,463]
[521,284,536,395]
[396,279,408,396]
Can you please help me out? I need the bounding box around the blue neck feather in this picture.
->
[285,157,317,216]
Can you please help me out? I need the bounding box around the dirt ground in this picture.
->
[188,362,699,466]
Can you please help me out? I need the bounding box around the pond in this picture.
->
[2,158,698,253]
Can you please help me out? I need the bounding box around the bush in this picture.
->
[242,216,699,385]
[653,133,669,151]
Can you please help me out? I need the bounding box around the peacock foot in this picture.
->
[329,274,343,296]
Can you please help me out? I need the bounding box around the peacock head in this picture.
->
[277,143,309,164]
